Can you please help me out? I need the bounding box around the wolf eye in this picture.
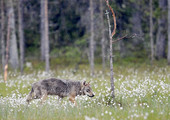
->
[86,89,90,92]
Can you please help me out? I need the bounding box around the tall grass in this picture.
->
[0,62,169,120]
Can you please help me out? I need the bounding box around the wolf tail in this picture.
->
[26,87,34,104]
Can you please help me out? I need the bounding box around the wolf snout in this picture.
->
[89,94,95,97]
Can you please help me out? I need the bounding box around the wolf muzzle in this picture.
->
[88,94,95,97]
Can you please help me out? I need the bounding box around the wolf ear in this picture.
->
[83,81,86,86]
[87,81,90,85]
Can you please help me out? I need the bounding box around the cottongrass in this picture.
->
[0,65,169,120]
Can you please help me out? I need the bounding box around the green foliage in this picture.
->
[0,62,169,120]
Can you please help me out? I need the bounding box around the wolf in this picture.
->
[26,78,94,105]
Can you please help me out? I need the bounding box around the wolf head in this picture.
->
[82,81,95,97]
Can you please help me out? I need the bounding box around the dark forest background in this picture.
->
[0,0,170,73]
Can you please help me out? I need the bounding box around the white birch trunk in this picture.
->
[90,0,94,76]
[40,0,45,61]
[100,0,106,71]
[106,10,115,99]
[18,0,25,73]
[7,0,19,69]
[44,0,50,72]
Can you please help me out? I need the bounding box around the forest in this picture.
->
[0,0,169,120]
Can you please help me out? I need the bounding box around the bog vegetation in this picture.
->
[0,60,169,120]
[0,0,170,119]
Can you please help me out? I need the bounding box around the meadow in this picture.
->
[0,60,169,120]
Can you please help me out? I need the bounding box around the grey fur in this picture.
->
[26,78,94,104]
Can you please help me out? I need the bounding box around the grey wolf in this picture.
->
[26,78,94,105]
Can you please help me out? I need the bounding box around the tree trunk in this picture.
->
[131,3,143,48]
[149,0,154,64]
[90,0,94,76]
[156,0,166,59]
[18,0,25,73]
[106,10,115,99]
[168,0,170,65]
[4,9,11,81]
[1,0,5,70]
[40,0,45,61]
[100,0,105,71]
[44,0,50,72]
[7,0,19,69]
[118,24,126,57]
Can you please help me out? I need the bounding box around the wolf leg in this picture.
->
[69,96,77,106]
[26,88,34,104]
[40,92,48,104]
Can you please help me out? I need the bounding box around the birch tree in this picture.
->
[90,0,94,76]
[18,0,25,73]
[40,0,45,61]
[100,0,106,71]
[7,0,19,69]
[44,0,50,72]
[105,0,117,99]
[104,0,134,99]
[106,10,115,99]
[40,0,50,72]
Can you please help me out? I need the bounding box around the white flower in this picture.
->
[105,111,108,114]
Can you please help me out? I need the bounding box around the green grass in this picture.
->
[0,61,169,120]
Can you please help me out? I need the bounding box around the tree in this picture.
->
[106,10,115,99]
[156,0,167,59]
[40,0,50,72]
[131,1,143,52]
[105,0,117,99]
[4,8,11,81]
[89,0,94,76]
[7,0,19,69]
[100,0,106,71]
[18,0,25,73]
[105,0,135,99]
[168,0,170,65]
[44,0,50,72]
[149,0,154,64]
[1,0,5,70]
[40,0,45,61]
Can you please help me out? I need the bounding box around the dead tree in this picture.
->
[105,0,116,99]
[104,0,135,99]
[106,10,115,99]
